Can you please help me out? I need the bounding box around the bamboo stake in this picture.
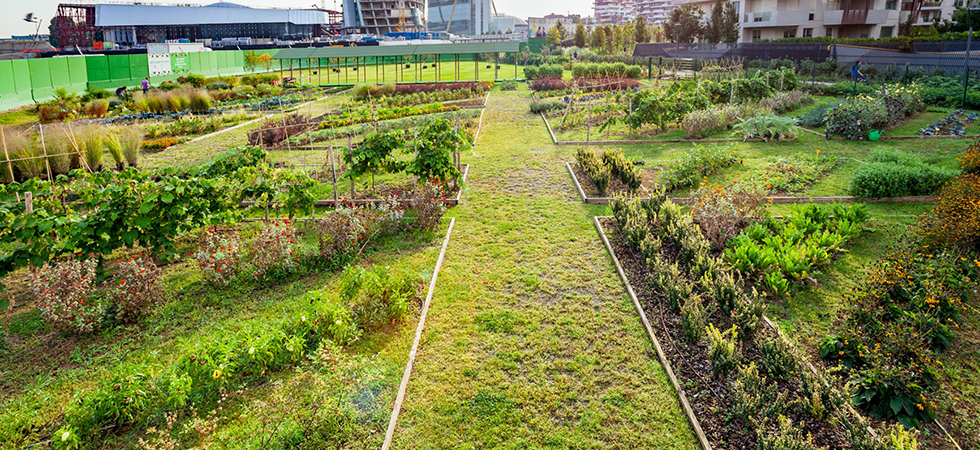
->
[1,127,15,183]
[37,124,53,181]
[329,144,338,206]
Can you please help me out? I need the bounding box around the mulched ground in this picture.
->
[601,218,849,449]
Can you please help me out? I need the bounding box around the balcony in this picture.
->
[919,1,943,7]
[823,8,897,25]
[742,10,810,28]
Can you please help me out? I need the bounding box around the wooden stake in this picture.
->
[24,191,33,213]
[329,145,338,206]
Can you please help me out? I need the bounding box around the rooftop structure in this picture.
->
[342,0,425,35]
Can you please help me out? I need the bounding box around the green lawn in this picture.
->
[277,63,522,86]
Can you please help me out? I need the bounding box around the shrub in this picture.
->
[680,294,710,342]
[826,95,888,140]
[8,132,43,180]
[249,220,298,278]
[529,77,568,91]
[498,80,518,91]
[796,100,837,128]
[690,180,767,249]
[734,115,798,141]
[313,207,369,261]
[183,74,207,88]
[28,256,104,334]
[241,73,279,86]
[571,62,642,79]
[339,265,423,330]
[918,173,980,251]
[706,323,740,378]
[188,90,212,113]
[682,104,770,139]
[83,99,109,118]
[758,416,820,450]
[192,227,243,286]
[206,82,231,91]
[410,181,448,230]
[849,151,956,198]
[529,99,565,114]
[959,140,980,174]
[110,254,163,324]
[732,362,785,424]
[602,149,641,191]
[659,143,741,192]
[576,148,610,194]
[758,90,813,114]
[759,330,802,381]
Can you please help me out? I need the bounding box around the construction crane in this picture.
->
[396,1,407,32]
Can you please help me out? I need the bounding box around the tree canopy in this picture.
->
[664,3,705,43]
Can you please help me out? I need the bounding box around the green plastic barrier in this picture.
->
[66,56,88,94]
[28,58,53,103]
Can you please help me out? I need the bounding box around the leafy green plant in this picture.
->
[406,117,466,184]
[759,331,802,381]
[732,362,786,424]
[575,148,610,194]
[343,130,404,192]
[339,265,423,330]
[849,150,956,198]
[758,415,822,450]
[27,256,104,334]
[658,143,741,192]
[602,149,641,191]
[734,115,798,141]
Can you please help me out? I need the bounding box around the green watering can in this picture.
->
[868,130,882,141]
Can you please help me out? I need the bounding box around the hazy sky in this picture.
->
[2,0,595,39]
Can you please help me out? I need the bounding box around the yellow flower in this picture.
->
[212,369,222,379]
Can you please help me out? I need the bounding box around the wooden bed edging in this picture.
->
[381,217,456,450]
[555,137,797,145]
[799,126,980,141]
[541,112,558,144]
[593,216,713,450]
[181,114,269,146]
[240,164,469,208]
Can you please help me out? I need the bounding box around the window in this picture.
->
[825,27,833,37]
[803,28,813,37]
[885,0,897,9]
[860,33,869,38]
[783,28,797,38]
[752,29,762,41]
[880,26,894,38]
[808,13,814,20]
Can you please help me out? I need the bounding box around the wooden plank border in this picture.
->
[381,217,456,450]
[798,126,980,141]
[181,114,268,146]
[593,216,713,450]
[541,112,558,144]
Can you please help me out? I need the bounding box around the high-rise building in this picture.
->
[342,0,425,35]
[635,0,674,23]
[594,0,636,25]
[427,0,493,36]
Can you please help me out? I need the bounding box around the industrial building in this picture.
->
[50,2,341,49]
[342,0,426,35]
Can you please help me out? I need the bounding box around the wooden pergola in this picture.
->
[271,41,522,85]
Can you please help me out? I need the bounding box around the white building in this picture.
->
[594,0,637,24]
[740,0,961,42]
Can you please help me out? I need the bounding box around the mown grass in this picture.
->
[392,86,698,448]
[277,63,522,86]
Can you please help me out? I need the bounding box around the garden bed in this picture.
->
[595,216,850,450]
[566,162,936,205]
[542,113,795,145]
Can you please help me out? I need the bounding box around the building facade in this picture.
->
[739,0,960,42]
[527,14,583,36]
[635,0,676,23]
[342,0,425,35]
[594,0,637,24]
[426,0,492,36]
[51,2,338,48]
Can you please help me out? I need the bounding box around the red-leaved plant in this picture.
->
[249,219,298,278]
[111,254,163,324]
[28,256,104,334]
[193,227,243,286]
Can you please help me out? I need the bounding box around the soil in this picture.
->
[571,163,661,198]
[601,218,850,450]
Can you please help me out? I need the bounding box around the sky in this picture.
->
[2,0,595,39]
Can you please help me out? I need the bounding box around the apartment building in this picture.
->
[635,0,676,23]
[595,0,637,24]
[740,0,961,42]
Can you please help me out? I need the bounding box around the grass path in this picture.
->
[391,87,698,447]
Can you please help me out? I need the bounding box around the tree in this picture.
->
[575,22,587,48]
[935,6,980,33]
[244,51,273,72]
[704,1,739,43]
[547,26,562,45]
[721,1,740,43]
[634,16,650,44]
[664,3,705,43]
[343,130,404,193]
[556,20,568,41]
[590,26,605,49]
[407,118,466,183]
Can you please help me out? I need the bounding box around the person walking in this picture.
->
[141,77,150,95]
[851,61,866,83]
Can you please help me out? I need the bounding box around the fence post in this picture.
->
[25,192,33,213]
[903,63,909,85]
[648,57,652,80]
[810,62,815,93]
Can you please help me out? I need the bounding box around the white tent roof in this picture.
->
[94,2,329,27]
